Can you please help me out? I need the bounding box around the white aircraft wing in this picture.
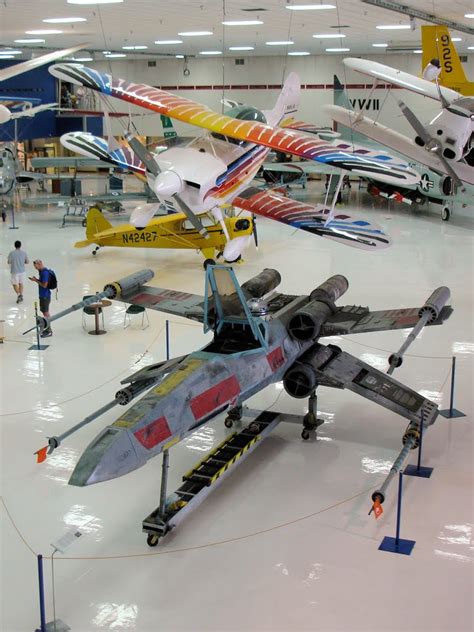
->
[344,58,460,105]
[325,105,474,186]
[10,103,57,120]
[0,45,88,82]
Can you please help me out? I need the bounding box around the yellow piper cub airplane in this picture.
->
[75,206,254,266]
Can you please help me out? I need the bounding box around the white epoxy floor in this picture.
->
[1,184,473,632]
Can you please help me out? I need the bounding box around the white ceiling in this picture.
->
[1,0,474,59]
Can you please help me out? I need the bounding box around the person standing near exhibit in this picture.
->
[7,240,29,304]
[29,260,52,337]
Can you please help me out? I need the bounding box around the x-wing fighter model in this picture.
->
[325,58,474,220]
[422,25,474,97]
[34,266,452,538]
[48,63,420,259]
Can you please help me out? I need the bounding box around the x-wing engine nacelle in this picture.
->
[288,275,348,342]
[283,345,337,399]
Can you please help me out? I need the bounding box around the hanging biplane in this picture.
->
[48,62,421,259]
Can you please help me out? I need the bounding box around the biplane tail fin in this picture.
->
[421,25,468,88]
[263,72,300,127]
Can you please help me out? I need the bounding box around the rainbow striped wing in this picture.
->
[234,188,391,250]
[61,131,146,175]
[50,64,420,186]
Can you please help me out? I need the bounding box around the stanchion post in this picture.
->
[440,356,466,418]
[165,319,170,361]
[35,554,47,632]
[378,471,416,556]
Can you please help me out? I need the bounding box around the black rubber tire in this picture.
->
[301,429,310,441]
[441,207,450,222]
[147,534,159,547]
[203,258,215,269]
[224,418,233,428]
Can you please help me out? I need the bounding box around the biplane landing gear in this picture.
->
[301,390,324,440]
[224,404,242,429]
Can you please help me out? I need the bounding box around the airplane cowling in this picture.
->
[0,105,11,124]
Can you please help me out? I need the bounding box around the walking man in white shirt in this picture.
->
[7,240,29,303]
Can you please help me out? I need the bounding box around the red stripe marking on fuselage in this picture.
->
[266,346,285,372]
[134,416,172,450]
[190,375,241,421]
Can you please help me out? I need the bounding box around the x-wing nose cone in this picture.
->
[152,170,183,198]
[69,426,144,486]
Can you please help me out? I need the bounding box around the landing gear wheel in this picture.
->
[224,418,233,429]
[249,422,260,434]
[203,258,215,269]
[301,429,310,441]
[92,249,97,256]
[82,219,87,227]
[441,207,450,222]
[146,533,159,547]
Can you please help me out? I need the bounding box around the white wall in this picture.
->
[82,53,474,139]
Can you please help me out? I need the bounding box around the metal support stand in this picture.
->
[404,411,433,479]
[29,303,49,351]
[378,472,416,556]
[165,319,170,361]
[9,204,19,229]
[440,356,466,418]
[159,450,170,519]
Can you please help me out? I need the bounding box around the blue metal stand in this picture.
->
[165,319,170,361]
[404,413,433,479]
[35,554,47,632]
[440,356,466,418]
[29,303,49,351]
[379,472,416,556]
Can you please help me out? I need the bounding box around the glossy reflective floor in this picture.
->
[1,184,473,632]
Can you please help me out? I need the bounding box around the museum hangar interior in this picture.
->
[0,1,473,631]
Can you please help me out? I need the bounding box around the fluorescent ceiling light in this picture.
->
[199,50,222,55]
[73,56,93,61]
[222,20,263,25]
[175,54,185,58]
[376,24,411,30]
[178,31,213,36]
[266,40,294,45]
[15,38,45,43]
[67,0,123,4]
[122,45,148,50]
[102,50,111,54]
[0,50,22,55]
[43,17,87,23]
[372,43,388,47]
[464,13,474,18]
[286,4,335,9]
[468,46,474,50]
[155,40,183,44]
[0,55,15,59]
[313,33,346,38]
[288,51,310,55]
[413,50,422,54]
[105,53,126,58]
[451,37,462,42]
[25,29,63,35]
[326,47,350,52]
[229,46,254,50]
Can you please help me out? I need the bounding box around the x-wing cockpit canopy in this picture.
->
[203,265,273,351]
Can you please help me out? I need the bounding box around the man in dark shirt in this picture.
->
[29,260,52,337]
